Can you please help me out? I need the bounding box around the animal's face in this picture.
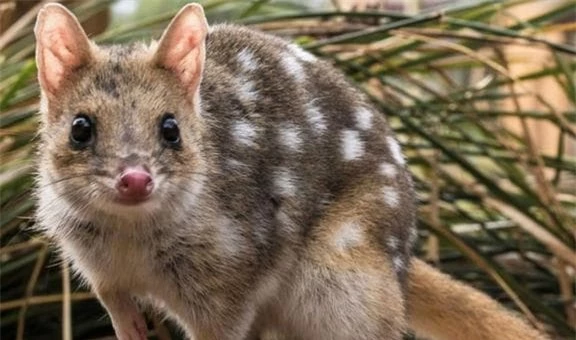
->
[34,4,209,219]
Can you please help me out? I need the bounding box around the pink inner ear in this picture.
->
[40,28,81,93]
[41,48,66,93]
[164,36,202,93]
[161,27,204,93]
[35,5,92,97]
[155,4,208,95]
[46,29,77,65]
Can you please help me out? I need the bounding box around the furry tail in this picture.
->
[407,258,549,340]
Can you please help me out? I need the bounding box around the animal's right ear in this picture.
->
[34,3,94,99]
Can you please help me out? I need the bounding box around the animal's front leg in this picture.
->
[97,290,148,340]
[178,299,257,340]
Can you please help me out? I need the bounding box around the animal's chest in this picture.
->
[65,230,165,293]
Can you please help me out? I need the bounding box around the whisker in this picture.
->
[36,173,95,190]
[163,170,212,177]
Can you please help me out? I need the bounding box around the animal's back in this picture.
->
[196,27,418,338]
[202,25,416,279]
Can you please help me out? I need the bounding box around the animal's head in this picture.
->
[35,3,209,219]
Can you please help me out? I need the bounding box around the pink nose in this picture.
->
[116,168,153,202]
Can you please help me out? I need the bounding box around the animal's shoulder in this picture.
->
[207,24,289,61]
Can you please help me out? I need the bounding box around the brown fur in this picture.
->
[33,3,548,340]
[408,258,547,340]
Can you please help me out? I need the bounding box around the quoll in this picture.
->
[34,3,548,340]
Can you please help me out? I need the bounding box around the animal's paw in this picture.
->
[113,313,148,340]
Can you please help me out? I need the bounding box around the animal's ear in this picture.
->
[34,3,94,99]
[153,4,208,97]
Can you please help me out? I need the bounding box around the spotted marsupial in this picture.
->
[34,3,548,340]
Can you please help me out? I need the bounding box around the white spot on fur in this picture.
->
[387,136,406,165]
[237,48,258,72]
[341,130,364,161]
[278,124,302,152]
[238,79,258,102]
[232,120,258,147]
[281,52,305,82]
[409,226,418,243]
[288,43,317,63]
[382,185,400,207]
[393,256,404,272]
[334,221,364,251]
[273,168,297,197]
[226,159,251,176]
[387,236,399,250]
[379,162,398,178]
[305,102,327,133]
[227,159,246,168]
[355,107,373,130]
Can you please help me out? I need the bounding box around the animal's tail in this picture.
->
[407,258,549,340]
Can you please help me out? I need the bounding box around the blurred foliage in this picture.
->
[1,0,575,339]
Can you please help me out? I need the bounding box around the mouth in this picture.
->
[114,195,151,206]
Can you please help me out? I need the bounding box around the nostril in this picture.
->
[116,168,154,201]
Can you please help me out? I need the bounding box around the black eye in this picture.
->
[70,114,93,148]
[160,114,181,147]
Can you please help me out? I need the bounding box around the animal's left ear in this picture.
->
[153,3,208,97]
